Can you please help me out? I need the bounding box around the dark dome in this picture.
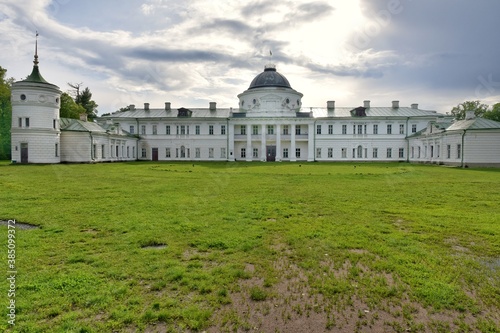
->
[248,64,292,89]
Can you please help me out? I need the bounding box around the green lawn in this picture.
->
[0,161,499,332]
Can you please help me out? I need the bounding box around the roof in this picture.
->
[60,118,135,137]
[103,108,233,119]
[16,65,60,90]
[248,64,292,90]
[101,106,446,120]
[446,117,500,131]
[310,106,443,118]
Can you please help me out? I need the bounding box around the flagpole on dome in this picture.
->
[266,50,276,70]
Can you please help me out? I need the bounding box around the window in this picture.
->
[176,126,180,135]
[221,148,226,158]
[187,148,190,158]
[141,125,146,135]
[130,125,135,134]
[195,148,200,158]
[132,147,135,158]
[267,125,274,135]
[387,148,392,158]
[253,148,258,158]
[55,143,59,157]
[447,145,451,159]
[399,124,405,134]
[240,125,246,135]
[328,124,333,135]
[101,145,105,158]
[328,148,333,158]
[316,148,321,158]
[25,118,30,128]
[352,148,356,158]
[283,148,289,158]
[166,125,170,135]
[180,125,186,135]
[152,125,157,135]
[399,148,404,158]
[353,125,356,134]
[412,124,417,133]
[141,148,147,158]
[316,125,322,135]
[252,125,259,135]
[53,119,57,129]
[127,146,130,158]
[357,124,363,134]
[295,148,301,158]
[209,125,214,135]
[221,125,226,135]
[411,147,415,158]
[283,125,289,135]
[373,148,378,158]
[209,148,214,158]
[387,124,392,134]
[418,146,421,158]
[241,148,246,158]
[341,148,347,158]
[166,148,171,158]
[342,124,347,135]
[18,118,22,128]
[296,126,301,135]
[357,145,363,158]
[373,124,378,134]
[457,144,461,159]
[431,145,434,158]
[186,126,190,135]
[180,146,186,158]
[195,125,200,135]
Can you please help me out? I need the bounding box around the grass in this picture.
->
[0,161,499,332]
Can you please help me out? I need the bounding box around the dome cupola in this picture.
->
[248,64,292,89]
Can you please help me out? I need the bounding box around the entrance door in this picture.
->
[152,148,159,161]
[266,145,276,162]
[21,143,28,163]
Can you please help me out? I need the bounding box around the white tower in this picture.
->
[11,35,61,164]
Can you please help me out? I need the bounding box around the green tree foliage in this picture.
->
[59,92,85,119]
[483,103,500,122]
[450,100,489,120]
[75,87,98,119]
[0,66,13,160]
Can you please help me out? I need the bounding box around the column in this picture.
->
[308,122,314,161]
[261,124,266,161]
[276,123,281,161]
[291,123,296,162]
[228,123,235,161]
[246,124,252,162]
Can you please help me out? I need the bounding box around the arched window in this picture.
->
[180,146,186,158]
[357,145,363,158]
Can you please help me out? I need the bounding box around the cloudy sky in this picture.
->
[1,0,499,115]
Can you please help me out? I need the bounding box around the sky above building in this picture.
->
[0,0,499,115]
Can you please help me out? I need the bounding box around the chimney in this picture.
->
[411,103,418,109]
[129,104,135,111]
[165,102,171,111]
[327,101,335,109]
[209,102,216,111]
[144,103,150,111]
[363,100,370,108]
[79,113,88,122]
[392,100,399,108]
[465,111,476,120]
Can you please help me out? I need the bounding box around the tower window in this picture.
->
[20,94,26,101]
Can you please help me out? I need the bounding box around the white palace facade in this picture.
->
[10,51,500,167]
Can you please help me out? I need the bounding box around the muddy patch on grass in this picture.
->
[0,220,39,229]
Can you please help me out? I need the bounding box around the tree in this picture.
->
[450,100,488,120]
[59,92,86,119]
[483,103,500,122]
[75,87,98,119]
[0,66,13,160]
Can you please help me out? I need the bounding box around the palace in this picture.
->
[10,50,500,167]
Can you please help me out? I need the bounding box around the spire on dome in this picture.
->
[34,31,39,66]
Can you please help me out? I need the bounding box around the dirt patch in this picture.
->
[0,220,39,229]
